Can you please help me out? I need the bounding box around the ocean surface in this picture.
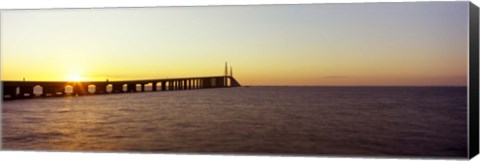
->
[1,87,468,157]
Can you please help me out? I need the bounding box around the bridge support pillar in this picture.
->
[182,80,186,90]
[72,84,87,96]
[191,80,194,89]
[20,85,34,98]
[42,85,56,97]
[161,81,166,91]
[112,84,123,93]
[127,84,136,92]
[203,78,211,88]
[224,76,228,87]
[174,81,178,90]
[95,84,106,94]
[141,84,145,92]
[216,77,225,88]
[196,79,199,89]
[178,80,181,90]
[152,82,157,91]
[181,80,185,90]
[55,86,66,96]
[2,85,17,100]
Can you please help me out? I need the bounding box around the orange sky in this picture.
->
[0,2,469,86]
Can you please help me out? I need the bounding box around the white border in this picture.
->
[0,0,473,9]
[0,0,478,161]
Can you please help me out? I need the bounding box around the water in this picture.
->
[1,87,468,157]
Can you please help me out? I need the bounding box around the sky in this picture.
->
[0,2,469,86]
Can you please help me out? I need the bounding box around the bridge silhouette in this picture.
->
[2,64,241,100]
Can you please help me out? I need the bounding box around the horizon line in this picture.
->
[243,85,468,87]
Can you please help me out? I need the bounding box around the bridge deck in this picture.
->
[2,76,241,100]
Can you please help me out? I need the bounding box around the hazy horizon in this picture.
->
[1,2,469,86]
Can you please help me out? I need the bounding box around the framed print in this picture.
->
[1,1,479,160]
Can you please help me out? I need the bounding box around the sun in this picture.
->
[67,74,85,82]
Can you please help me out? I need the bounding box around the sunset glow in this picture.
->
[0,2,469,86]
[66,74,85,82]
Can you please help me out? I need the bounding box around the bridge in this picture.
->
[2,76,241,100]
[2,63,241,100]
